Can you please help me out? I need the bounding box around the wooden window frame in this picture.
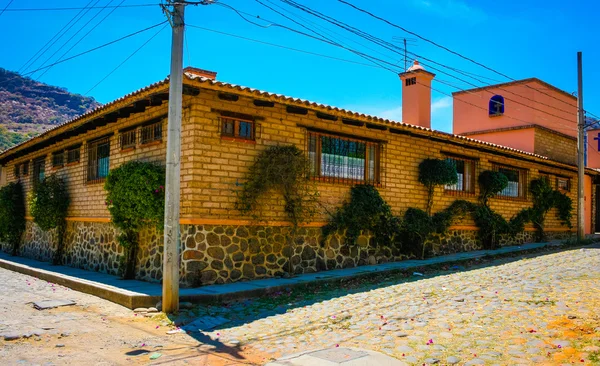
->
[444,155,477,196]
[140,121,163,146]
[220,116,255,142]
[492,163,528,200]
[67,146,81,165]
[86,137,111,183]
[21,161,29,177]
[32,157,46,184]
[14,164,20,178]
[119,128,137,151]
[556,177,570,192]
[306,130,381,185]
[52,151,65,168]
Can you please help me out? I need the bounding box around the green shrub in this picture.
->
[401,207,434,258]
[322,185,402,246]
[104,161,165,279]
[0,182,26,255]
[236,145,319,227]
[29,175,69,264]
[418,158,458,215]
[478,170,508,206]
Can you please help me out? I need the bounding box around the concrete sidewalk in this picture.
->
[0,241,564,309]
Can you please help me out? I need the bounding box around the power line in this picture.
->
[18,1,96,74]
[336,0,581,111]
[277,1,585,132]
[85,23,168,95]
[1,4,160,12]
[187,25,385,69]
[0,0,14,17]
[37,0,126,81]
[14,22,168,78]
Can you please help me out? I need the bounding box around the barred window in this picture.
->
[120,129,137,150]
[307,131,380,184]
[493,164,528,199]
[557,177,570,191]
[21,161,29,176]
[14,164,20,178]
[140,121,162,145]
[221,116,254,140]
[445,156,476,194]
[67,146,80,164]
[405,77,416,86]
[87,137,110,183]
[33,157,45,183]
[52,151,65,167]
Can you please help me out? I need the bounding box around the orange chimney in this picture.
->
[183,67,217,80]
[399,60,435,128]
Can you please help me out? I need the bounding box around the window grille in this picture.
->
[140,121,162,145]
[52,151,65,167]
[493,164,528,199]
[87,137,110,183]
[22,161,29,176]
[405,77,416,86]
[444,156,476,195]
[220,116,254,140]
[32,157,45,183]
[67,146,80,164]
[14,164,20,178]
[307,131,381,185]
[120,129,137,150]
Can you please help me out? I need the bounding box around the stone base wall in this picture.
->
[0,220,575,287]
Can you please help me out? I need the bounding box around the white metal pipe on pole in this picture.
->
[577,51,585,241]
[162,1,185,314]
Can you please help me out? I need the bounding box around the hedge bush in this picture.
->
[0,182,26,255]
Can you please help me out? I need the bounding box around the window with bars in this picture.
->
[140,121,162,145]
[557,177,570,191]
[493,164,528,199]
[307,131,380,184]
[444,156,476,194]
[405,77,416,86]
[33,157,45,183]
[14,164,20,178]
[21,161,29,176]
[52,151,65,167]
[67,146,80,164]
[87,137,110,183]
[120,129,137,150]
[220,116,254,141]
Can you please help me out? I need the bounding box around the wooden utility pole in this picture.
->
[162,1,185,314]
[577,51,585,241]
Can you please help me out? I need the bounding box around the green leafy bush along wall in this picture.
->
[0,182,26,255]
[418,158,458,215]
[322,185,402,247]
[235,145,319,228]
[29,175,70,264]
[104,161,165,279]
[478,170,508,207]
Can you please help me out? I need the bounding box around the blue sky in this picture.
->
[1,0,598,133]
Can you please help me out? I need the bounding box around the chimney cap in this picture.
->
[407,60,425,72]
[399,59,436,78]
[183,67,217,80]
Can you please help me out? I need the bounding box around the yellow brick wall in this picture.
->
[183,88,578,230]
[2,85,580,231]
[534,128,577,166]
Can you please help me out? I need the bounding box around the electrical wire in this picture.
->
[16,22,168,78]
[0,0,14,17]
[20,0,98,75]
[187,25,385,69]
[85,23,168,95]
[337,0,584,112]
[36,0,126,81]
[2,4,160,12]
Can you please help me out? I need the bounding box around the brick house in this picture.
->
[0,65,595,286]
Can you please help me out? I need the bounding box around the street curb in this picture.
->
[0,241,583,309]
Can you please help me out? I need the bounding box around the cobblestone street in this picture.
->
[1,245,599,365]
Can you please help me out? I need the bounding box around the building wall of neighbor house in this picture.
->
[534,128,578,166]
[587,128,600,169]
[453,81,578,138]
[0,83,583,286]
[464,129,536,155]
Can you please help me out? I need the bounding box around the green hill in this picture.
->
[0,68,101,151]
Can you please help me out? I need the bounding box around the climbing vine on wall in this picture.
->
[29,175,70,264]
[104,161,165,279]
[0,182,26,255]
